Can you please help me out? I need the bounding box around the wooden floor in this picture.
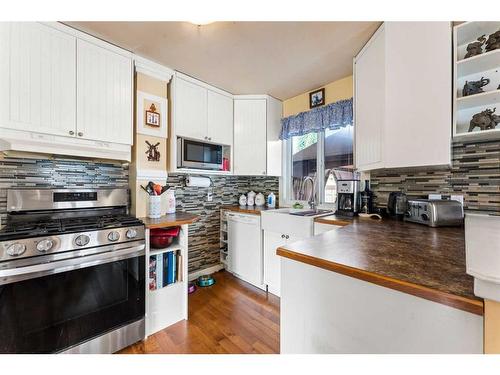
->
[119,270,280,354]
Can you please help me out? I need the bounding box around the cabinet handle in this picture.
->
[78,132,83,137]
[68,130,75,135]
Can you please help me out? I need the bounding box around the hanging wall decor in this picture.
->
[145,103,160,127]
[137,91,167,138]
[145,140,161,162]
[309,88,325,109]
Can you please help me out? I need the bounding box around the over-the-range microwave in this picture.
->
[177,137,225,171]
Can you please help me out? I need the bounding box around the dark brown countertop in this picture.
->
[277,216,483,315]
[221,205,278,215]
[139,212,199,229]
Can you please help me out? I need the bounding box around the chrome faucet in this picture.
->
[303,176,316,211]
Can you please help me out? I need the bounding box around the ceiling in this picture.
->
[66,21,380,100]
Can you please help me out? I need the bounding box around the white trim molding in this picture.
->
[188,264,225,281]
[134,55,174,82]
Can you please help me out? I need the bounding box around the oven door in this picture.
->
[178,138,223,170]
[0,243,145,353]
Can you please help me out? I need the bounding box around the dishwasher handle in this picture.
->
[227,213,260,225]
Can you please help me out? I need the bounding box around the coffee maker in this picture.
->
[336,180,360,216]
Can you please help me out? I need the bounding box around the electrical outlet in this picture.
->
[207,191,213,202]
[451,194,464,205]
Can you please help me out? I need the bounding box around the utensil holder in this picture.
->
[148,195,162,219]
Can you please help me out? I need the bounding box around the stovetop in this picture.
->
[0,214,143,242]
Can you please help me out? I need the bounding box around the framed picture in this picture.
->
[309,88,325,109]
[145,104,160,127]
[137,91,168,138]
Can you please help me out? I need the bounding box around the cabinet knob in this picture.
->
[69,130,75,135]
[285,235,289,239]
[208,137,212,141]
[78,132,83,137]
[262,171,266,175]
[281,234,285,239]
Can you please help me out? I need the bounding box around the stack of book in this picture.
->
[149,250,182,291]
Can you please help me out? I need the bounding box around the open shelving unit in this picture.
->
[145,225,188,337]
[220,209,230,269]
[453,22,500,140]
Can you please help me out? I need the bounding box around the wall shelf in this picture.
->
[454,22,500,141]
[457,89,500,111]
[457,50,500,77]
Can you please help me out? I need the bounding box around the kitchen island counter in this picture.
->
[278,216,482,315]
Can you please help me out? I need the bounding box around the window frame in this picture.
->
[281,129,334,209]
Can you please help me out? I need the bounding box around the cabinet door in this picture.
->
[266,97,283,177]
[384,22,451,168]
[0,22,76,137]
[77,39,132,145]
[263,231,287,297]
[354,24,385,170]
[234,99,267,176]
[175,77,207,141]
[207,90,233,146]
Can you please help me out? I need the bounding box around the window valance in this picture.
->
[279,98,353,140]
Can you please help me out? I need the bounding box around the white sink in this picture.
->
[261,208,334,237]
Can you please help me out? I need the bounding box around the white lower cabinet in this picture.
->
[263,231,303,297]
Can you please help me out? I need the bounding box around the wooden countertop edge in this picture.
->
[313,217,351,226]
[277,247,484,316]
[140,216,199,229]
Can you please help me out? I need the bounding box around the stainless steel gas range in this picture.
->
[0,188,146,354]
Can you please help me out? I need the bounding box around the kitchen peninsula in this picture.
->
[278,216,484,354]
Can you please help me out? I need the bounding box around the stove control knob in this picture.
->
[126,229,137,239]
[108,231,120,242]
[75,234,90,247]
[421,213,430,221]
[36,239,54,253]
[6,243,26,257]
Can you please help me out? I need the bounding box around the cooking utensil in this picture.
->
[150,227,180,249]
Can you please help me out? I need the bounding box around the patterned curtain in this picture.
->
[279,98,353,140]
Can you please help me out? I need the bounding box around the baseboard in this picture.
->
[188,264,225,281]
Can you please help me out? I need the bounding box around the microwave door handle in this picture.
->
[0,243,145,286]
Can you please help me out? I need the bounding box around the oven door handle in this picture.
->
[0,243,145,285]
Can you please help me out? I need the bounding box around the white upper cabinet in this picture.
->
[175,76,208,141]
[0,22,76,137]
[77,39,133,145]
[234,95,282,176]
[234,98,267,176]
[354,24,385,170]
[174,73,234,146]
[233,96,283,176]
[207,90,233,145]
[354,22,452,171]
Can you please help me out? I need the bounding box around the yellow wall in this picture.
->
[282,75,353,117]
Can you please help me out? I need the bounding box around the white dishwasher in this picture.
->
[227,212,264,290]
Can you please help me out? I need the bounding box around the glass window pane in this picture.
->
[323,126,354,204]
[291,133,318,201]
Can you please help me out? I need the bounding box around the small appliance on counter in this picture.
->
[336,180,360,216]
[404,199,464,227]
[359,179,374,214]
[387,191,408,219]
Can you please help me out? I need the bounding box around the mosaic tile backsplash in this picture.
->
[370,140,500,213]
[0,155,279,273]
[0,156,129,225]
[166,173,279,273]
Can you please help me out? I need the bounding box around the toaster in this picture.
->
[404,199,464,227]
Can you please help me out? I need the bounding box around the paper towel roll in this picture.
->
[186,175,211,187]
